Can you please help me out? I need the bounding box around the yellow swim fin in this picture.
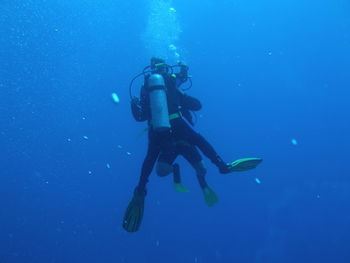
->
[122,189,146,233]
[229,158,263,172]
[173,183,190,193]
[202,186,219,206]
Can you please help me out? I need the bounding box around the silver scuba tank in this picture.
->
[147,74,171,132]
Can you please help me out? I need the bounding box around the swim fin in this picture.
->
[202,186,219,206]
[173,183,190,193]
[122,188,146,233]
[228,158,263,172]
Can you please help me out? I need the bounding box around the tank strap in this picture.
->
[138,113,181,135]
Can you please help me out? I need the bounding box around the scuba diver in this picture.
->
[122,57,262,232]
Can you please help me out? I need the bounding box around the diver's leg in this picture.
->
[191,133,231,173]
[173,119,231,173]
[137,130,171,191]
[180,144,207,188]
[137,142,160,192]
[192,161,219,206]
[156,142,190,192]
[190,132,263,174]
[171,162,190,193]
[123,131,168,233]
[156,141,191,193]
[182,146,219,206]
[156,160,183,184]
[156,143,178,177]
[191,160,208,189]
[172,163,181,183]
[156,162,174,177]
[157,143,189,193]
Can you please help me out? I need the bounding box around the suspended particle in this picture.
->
[111,93,120,104]
[291,138,298,145]
[156,240,160,247]
[255,178,261,184]
[126,152,131,156]
[106,163,111,169]
[169,44,177,51]
[83,136,89,140]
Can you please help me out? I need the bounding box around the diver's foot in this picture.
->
[219,164,234,174]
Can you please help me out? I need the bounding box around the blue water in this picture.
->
[1,0,350,262]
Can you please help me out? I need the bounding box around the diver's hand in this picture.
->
[178,62,189,74]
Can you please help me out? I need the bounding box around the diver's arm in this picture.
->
[131,97,143,121]
[174,63,189,87]
[130,86,148,122]
[174,63,201,110]
[181,109,195,125]
[177,62,189,83]
[181,93,202,111]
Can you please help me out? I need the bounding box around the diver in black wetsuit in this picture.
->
[122,57,262,232]
[132,61,233,185]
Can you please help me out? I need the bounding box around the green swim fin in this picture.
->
[122,189,146,233]
[173,183,190,193]
[202,186,219,206]
[228,158,263,172]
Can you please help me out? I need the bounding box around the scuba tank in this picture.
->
[147,74,171,132]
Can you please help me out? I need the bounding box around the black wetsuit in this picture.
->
[157,139,208,189]
[131,73,225,193]
[158,139,202,169]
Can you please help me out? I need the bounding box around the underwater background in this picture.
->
[1,0,350,262]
